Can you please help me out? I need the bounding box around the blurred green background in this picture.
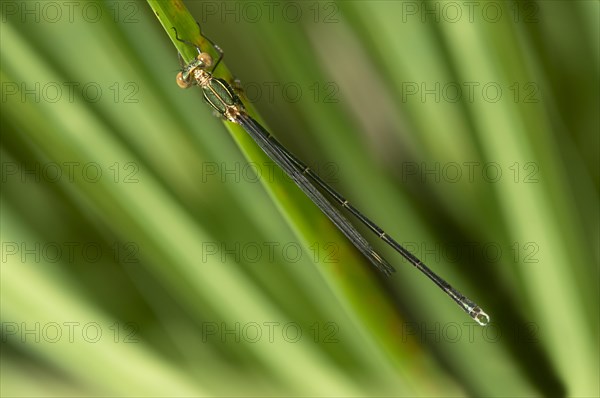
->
[1,0,598,396]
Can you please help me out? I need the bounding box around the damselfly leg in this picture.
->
[173,23,223,73]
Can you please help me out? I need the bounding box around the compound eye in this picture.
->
[176,71,192,89]
[197,52,213,68]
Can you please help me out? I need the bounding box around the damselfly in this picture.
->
[173,24,490,326]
